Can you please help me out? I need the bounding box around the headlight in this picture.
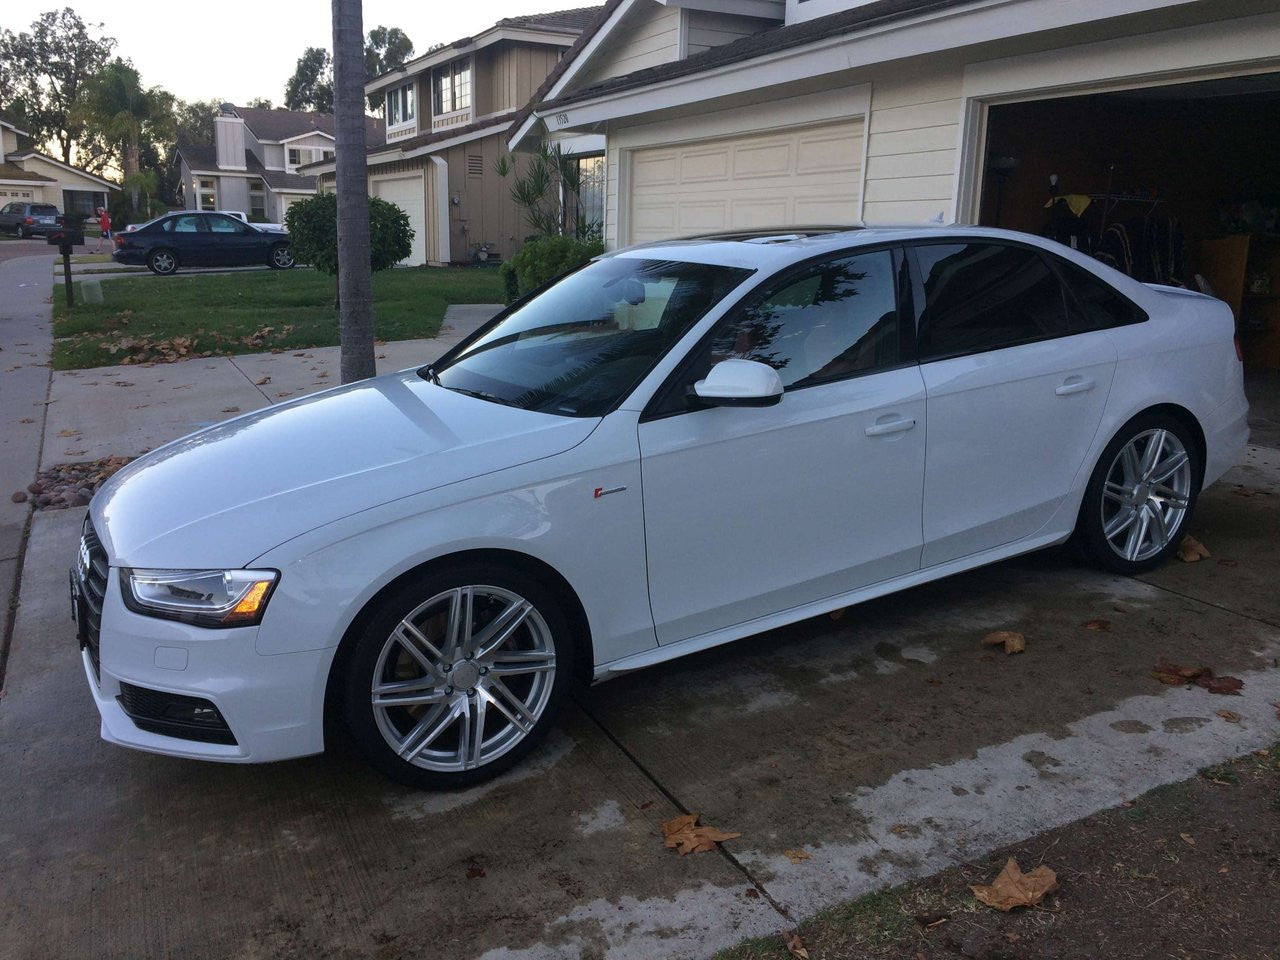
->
[120,568,278,628]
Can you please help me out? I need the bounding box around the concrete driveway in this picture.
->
[1,252,1277,958]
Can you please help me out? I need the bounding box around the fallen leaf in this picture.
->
[1082,619,1111,631]
[744,888,759,899]
[781,930,809,960]
[970,858,1058,911]
[784,848,812,864]
[1177,536,1211,562]
[1180,833,1195,846]
[829,607,846,621]
[1152,657,1207,685]
[220,407,240,414]
[56,428,79,438]
[982,630,1026,655]
[316,370,331,379]
[254,376,271,386]
[914,913,950,929]
[925,677,943,686]
[1196,672,1244,696]
[661,813,741,855]
[465,866,485,879]
[1216,558,1238,568]
[1215,709,1242,723]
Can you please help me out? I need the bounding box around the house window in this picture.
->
[288,148,301,167]
[198,178,216,211]
[433,58,470,115]
[248,178,267,220]
[387,81,416,126]
[322,150,334,161]
[575,155,605,239]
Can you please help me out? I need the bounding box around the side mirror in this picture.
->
[692,359,783,407]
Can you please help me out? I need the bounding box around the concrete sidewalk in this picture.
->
[42,304,501,463]
[0,252,55,664]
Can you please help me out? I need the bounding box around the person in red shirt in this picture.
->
[95,207,112,252]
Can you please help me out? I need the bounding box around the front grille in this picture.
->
[77,517,109,681]
[117,682,238,745]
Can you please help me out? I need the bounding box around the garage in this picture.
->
[625,119,864,245]
[976,72,1280,376]
[373,173,427,266]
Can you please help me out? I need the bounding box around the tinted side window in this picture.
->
[702,250,901,389]
[914,243,1069,360]
[165,215,205,233]
[207,215,249,234]
[1052,256,1148,332]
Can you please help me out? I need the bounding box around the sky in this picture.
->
[1,1,595,106]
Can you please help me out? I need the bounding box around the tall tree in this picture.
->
[75,59,175,187]
[332,0,375,383]
[0,8,115,164]
[363,26,414,110]
[284,47,333,113]
[172,97,222,147]
[246,96,275,109]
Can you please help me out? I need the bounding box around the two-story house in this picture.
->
[176,105,383,223]
[307,7,601,266]
[510,0,1280,368]
[1,116,119,217]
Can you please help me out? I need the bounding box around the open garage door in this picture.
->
[625,119,864,246]
[374,174,427,266]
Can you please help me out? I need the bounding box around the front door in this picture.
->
[639,247,927,644]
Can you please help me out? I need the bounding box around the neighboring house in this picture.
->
[0,116,118,217]
[175,105,384,223]
[508,0,1280,276]
[306,7,601,266]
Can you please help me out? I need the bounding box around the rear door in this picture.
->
[909,240,1117,567]
[204,213,264,266]
[639,247,927,643]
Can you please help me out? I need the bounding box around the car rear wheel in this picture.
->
[16,225,26,239]
[147,248,178,276]
[342,563,574,790]
[1079,414,1201,575]
[269,244,295,269]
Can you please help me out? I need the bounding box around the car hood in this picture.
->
[91,370,598,568]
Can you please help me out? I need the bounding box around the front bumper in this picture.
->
[80,567,333,763]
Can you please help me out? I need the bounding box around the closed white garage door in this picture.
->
[626,119,865,245]
[374,174,426,266]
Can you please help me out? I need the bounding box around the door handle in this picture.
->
[1055,376,1095,396]
[865,416,917,437]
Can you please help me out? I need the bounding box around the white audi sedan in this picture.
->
[73,227,1249,789]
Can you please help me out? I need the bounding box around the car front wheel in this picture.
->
[342,563,574,789]
[269,244,295,269]
[147,248,178,275]
[1079,414,1201,575]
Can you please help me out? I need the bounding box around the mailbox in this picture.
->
[47,228,85,248]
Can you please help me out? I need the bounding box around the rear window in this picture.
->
[1052,257,1148,332]
[31,205,58,214]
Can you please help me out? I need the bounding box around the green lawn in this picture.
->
[52,266,504,370]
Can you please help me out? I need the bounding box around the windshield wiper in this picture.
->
[444,385,522,408]
[420,364,441,385]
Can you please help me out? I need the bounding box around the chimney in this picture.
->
[214,106,246,170]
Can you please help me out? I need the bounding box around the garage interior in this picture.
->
[978,72,1280,406]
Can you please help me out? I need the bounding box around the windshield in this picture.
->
[429,257,753,417]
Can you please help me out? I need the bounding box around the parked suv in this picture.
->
[0,201,62,238]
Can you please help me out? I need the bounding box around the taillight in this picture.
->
[1234,333,1244,362]
[23,216,34,224]
[113,234,124,248]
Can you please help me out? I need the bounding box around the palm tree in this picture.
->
[76,59,174,205]
[332,0,375,383]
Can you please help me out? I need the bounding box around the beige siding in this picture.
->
[861,69,963,223]
[476,42,562,116]
[685,10,772,56]
[441,132,528,263]
[577,2,682,87]
[13,155,115,196]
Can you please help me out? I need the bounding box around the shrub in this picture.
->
[505,235,604,302]
[284,192,414,276]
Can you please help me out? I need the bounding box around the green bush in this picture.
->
[284,192,414,276]
[505,235,604,302]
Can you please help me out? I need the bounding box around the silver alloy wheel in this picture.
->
[1100,427,1192,563]
[370,584,557,772]
[272,245,294,268]
[151,251,175,274]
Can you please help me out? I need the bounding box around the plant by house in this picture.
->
[500,235,604,303]
[284,191,413,281]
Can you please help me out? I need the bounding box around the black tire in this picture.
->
[342,562,575,790]
[268,243,295,270]
[147,248,178,275]
[1078,413,1202,575]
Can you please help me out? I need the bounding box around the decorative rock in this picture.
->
[11,491,26,503]
[27,481,42,494]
